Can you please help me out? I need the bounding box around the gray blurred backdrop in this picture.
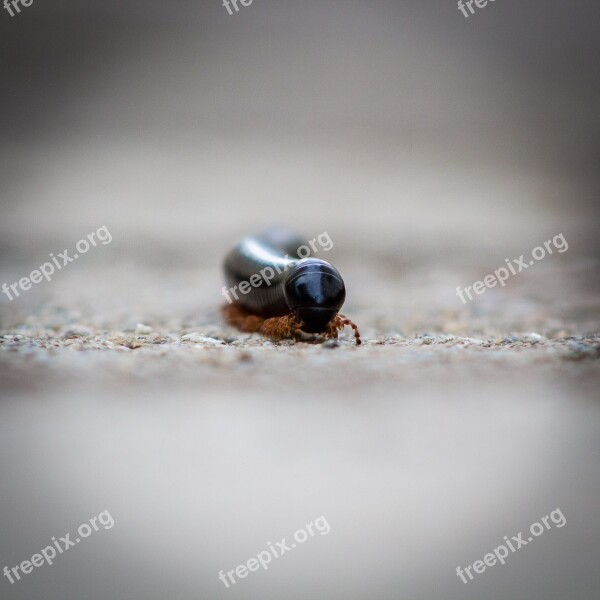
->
[1,2,599,599]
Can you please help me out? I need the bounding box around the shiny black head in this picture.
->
[284,259,346,333]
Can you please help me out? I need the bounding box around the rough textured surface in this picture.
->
[2,248,599,389]
[1,311,599,388]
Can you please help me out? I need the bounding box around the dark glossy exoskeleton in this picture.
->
[223,228,347,334]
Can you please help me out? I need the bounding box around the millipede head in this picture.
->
[284,259,346,333]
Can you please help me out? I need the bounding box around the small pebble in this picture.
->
[456,337,485,346]
[521,333,546,343]
[61,326,93,339]
[181,332,224,345]
[135,323,153,335]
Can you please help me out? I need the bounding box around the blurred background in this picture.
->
[0,1,599,599]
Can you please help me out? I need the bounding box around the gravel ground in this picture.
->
[2,249,599,390]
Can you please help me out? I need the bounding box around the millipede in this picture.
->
[221,228,361,345]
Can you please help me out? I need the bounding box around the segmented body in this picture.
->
[223,229,304,316]
[222,229,361,344]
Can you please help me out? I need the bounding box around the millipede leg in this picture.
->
[338,315,362,345]
[223,304,361,345]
